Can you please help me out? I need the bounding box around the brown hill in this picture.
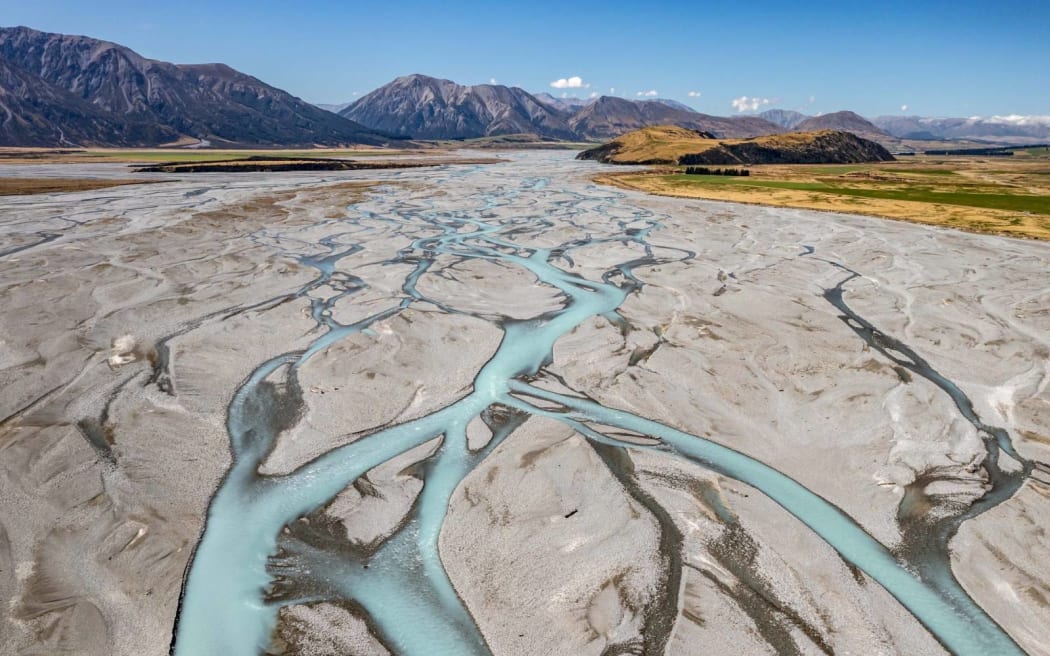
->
[577,125,895,165]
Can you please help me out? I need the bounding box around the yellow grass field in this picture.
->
[595,155,1050,241]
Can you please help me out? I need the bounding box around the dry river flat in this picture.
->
[0,152,1047,656]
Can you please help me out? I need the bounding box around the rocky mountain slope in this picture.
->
[577,125,894,165]
[533,93,590,112]
[758,109,809,129]
[342,74,576,140]
[0,59,178,146]
[345,75,783,142]
[0,26,390,147]
[568,96,782,141]
[535,94,698,115]
[650,98,699,113]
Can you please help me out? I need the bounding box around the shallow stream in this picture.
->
[171,157,1032,655]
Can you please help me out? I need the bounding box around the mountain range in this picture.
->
[870,114,1050,142]
[339,75,784,142]
[759,109,1050,145]
[0,25,390,147]
[341,74,578,140]
[1,26,1046,149]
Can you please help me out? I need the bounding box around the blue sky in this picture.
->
[2,0,1048,117]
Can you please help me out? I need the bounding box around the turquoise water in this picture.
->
[172,157,1029,655]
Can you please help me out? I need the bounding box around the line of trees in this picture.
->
[684,167,751,176]
[922,147,1016,156]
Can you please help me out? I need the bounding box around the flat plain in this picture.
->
[596,151,1050,240]
[0,152,1047,656]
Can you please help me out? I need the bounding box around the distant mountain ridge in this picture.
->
[794,111,893,144]
[534,93,591,112]
[316,102,353,114]
[567,95,782,141]
[758,109,809,129]
[534,93,698,114]
[344,75,783,141]
[759,109,1050,145]
[0,25,390,147]
[871,115,1050,143]
[341,74,576,140]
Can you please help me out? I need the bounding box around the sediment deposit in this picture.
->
[0,153,1047,656]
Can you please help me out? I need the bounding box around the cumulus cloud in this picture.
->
[731,96,772,112]
[636,90,659,97]
[687,90,701,97]
[490,77,498,85]
[901,104,908,112]
[550,76,588,89]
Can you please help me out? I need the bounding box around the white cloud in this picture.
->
[550,76,588,89]
[490,77,498,85]
[900,104,908,112]
[636,90,659,97]
[609,87,615,94]
[731,95,772,112]
[808,95,815,105]
[985,114,1050,126]
[589,91,598,98]
[687,90,701,97]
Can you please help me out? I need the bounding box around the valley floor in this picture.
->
[0,152,1047,656]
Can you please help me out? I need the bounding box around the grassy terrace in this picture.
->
[662,174,1050,214]
[596,155,1050,240]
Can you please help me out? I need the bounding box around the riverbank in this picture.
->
[133,156,504,173]
[0,177,159,195]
